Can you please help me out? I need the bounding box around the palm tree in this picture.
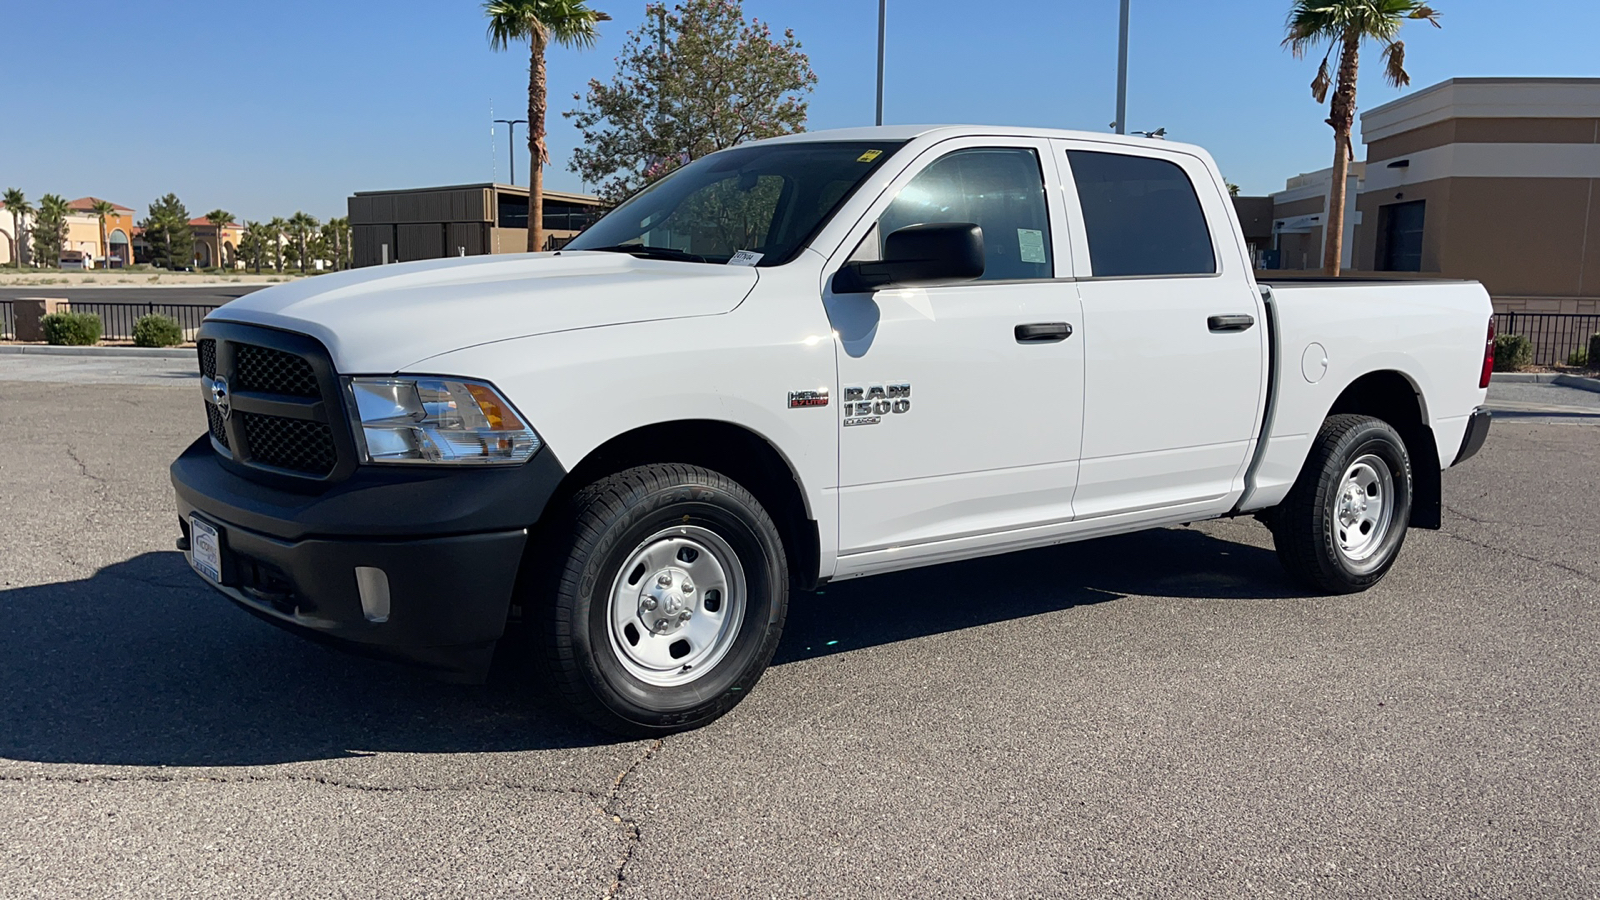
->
[484,0,609,253]
[288,211,319,272]
[90,199,116,269]
[241,221,266,274]
[1284,0,1441,276]
[267,217,287,272]
[3,188,31,268]
[205,209,236,270]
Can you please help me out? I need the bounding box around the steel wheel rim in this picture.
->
[1334,453,1394,563]
[605,525,747,687]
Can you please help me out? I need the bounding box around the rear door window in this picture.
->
[1066,150,1216,278]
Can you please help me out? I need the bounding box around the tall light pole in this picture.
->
[494,118,528,185]
[1114,0,1130,134]
[875,0,886,126]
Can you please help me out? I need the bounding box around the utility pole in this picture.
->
[1114,0,1130,134]
[875,0,887,126]
[494,119,527,185]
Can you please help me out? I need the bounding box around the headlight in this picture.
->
[344,377,541,465]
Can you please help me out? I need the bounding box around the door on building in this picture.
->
[1377,200,1426,272]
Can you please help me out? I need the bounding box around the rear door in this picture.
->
[1051,140,1266,519]
[821,138,1086,559]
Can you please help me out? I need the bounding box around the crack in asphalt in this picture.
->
[602,739,664,900]
[1435,528,1600,586]
[64,444,108,487]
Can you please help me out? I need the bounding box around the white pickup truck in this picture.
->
[173,125,1494,735]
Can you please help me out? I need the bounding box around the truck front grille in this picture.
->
[205,401,230,449]
[238,413,337,475]
[234,344,318,398]
[197,339,217,378]
[195,323,352,485]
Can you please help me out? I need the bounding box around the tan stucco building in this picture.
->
[1354,78,1600,315]
[1260,77,1600,320]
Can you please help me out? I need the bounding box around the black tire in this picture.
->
[535,464,788,736]
[1270,414,1413,594]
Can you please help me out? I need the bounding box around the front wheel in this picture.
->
[536,464,788,736]
[1271,414,1413,594]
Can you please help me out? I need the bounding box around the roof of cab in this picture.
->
[751,124,1209,157]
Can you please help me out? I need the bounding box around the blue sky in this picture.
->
[2,0,1594,222]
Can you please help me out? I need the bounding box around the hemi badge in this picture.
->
[787,389,830,409]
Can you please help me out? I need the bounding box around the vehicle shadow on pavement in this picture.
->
[0,527,1298,766]
[775,524,1304,666]
[0,551,614,767]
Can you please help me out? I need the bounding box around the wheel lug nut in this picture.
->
[641,597,658,611]
[657,573,672,587]
[680,611,692,622]
[682,582,694,593]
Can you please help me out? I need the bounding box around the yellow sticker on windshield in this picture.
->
[857,149,883,163]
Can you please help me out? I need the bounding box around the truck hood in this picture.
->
[208,251,760,373]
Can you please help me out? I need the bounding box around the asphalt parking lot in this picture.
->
[2,358,1598,898]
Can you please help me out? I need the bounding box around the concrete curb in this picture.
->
[0,344,195,360]
[1491,372,1600,393]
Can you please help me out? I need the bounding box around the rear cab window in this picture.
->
[1065,150,1216,278]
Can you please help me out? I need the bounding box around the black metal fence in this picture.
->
[62,302,220,342]
[1495,312,1600,367]
[0,301,13,341]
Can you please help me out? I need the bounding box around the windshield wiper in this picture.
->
[581,244,710,263]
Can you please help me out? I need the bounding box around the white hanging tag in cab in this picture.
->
[1018,229,1047,264]
[728,250,764,266]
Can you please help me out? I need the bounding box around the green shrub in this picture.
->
[1589,333,1600,371]
[133,314,183,348]
[1493,333,1533,372]
[41,311,102,346]
[1569,345,1589,367]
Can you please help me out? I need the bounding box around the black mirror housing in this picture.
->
[833,223,985,294]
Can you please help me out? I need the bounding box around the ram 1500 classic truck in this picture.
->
[172,125,1494,735]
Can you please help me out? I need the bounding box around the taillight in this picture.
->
[1479,316,1496,389]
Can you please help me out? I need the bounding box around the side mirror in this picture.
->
[832,223,985,294]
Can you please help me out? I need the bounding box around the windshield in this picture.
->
[566,141,905,266]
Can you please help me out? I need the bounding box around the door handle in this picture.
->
[1015,322,1073,343]
[1207,314,1255,333]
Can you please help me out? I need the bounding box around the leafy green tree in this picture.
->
[1285,0,1440,276]
[566,0,816,203]
[2,188,30,268]
[139,194,195,270]
[485,0,610,252]
[205,209,236,269]
[89,199,116,268]
[31,194,70,268]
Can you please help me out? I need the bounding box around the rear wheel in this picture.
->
[536,464,788,736]
[1271,414,1413,594]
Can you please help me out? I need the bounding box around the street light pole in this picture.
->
[494,118,528,185]
[875,0,886,126]
[1114,0,1129,134]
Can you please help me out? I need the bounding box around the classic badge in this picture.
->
[841,383,911,426]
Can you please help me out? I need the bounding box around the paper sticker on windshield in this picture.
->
[729,250,764,266]
[857,149,883,163]
[1018,228,1047,264]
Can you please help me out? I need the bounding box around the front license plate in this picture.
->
[190,516,222,584]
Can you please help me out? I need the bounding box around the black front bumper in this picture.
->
[171,435,567,680]
[1453,406,1492,466]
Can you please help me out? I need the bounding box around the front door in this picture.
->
[823,140,1086,561]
